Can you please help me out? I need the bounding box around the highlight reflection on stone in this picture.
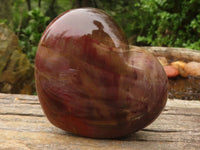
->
[35,8,168,138]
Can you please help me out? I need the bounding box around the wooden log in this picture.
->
[137,46,200,62]
[0,93,200,150]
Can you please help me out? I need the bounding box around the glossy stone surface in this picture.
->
[35,8,168,138]
[164,65,179,78]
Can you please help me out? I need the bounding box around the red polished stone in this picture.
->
[164,65,179,78]
[35,8,168,138]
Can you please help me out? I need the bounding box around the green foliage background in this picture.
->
[103,0,200,50]
[1,0,200,64]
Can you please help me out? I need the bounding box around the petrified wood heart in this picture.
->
[35,8,168,138]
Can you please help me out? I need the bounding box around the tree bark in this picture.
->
[38,0,42,8]
[45,0,57,21]
[26,0,31,10]
[72,0,97,8]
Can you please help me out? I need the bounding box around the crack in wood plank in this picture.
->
[0,112,44,117]
[142,129,184,133]
[163,113,200,117]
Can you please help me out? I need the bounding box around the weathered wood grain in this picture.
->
[140,46,200,62]
[0,93,200,150]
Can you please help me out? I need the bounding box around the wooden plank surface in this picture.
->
[0,93,200,150]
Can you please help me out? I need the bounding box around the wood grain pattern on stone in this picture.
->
[0,93,200,150]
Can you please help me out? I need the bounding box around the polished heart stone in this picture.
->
[35,8,168,138]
